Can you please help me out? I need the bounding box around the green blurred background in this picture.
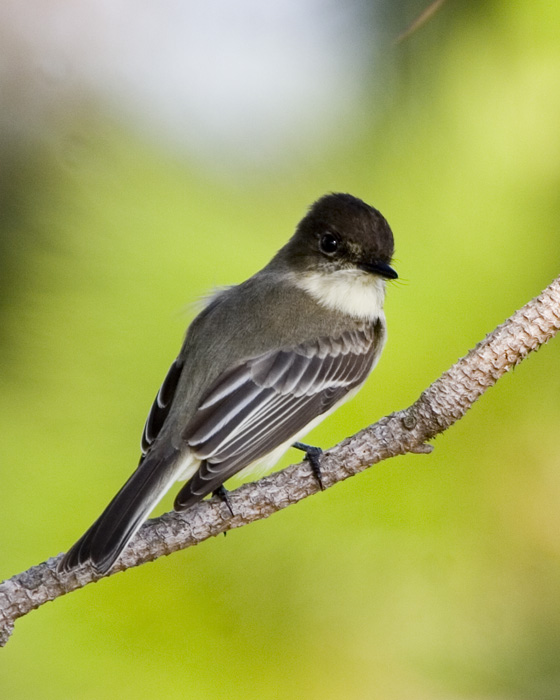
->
[2,1,560,698]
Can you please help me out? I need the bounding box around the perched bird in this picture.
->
[60,193,397,574]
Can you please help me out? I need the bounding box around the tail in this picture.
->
[59,448,181,574]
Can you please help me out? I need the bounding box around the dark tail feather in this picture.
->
[59,449,180,574]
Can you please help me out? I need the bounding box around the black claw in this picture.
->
[293,442,324,490]
[213,485,234,517]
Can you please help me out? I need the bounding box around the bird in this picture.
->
[59,192,397,574]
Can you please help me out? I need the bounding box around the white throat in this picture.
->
[294,268,386,320]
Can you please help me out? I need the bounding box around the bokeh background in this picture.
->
[2,1,560,698]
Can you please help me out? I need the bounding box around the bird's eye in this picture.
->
[319,232,339,255]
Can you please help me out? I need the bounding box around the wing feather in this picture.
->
[174,325,381,509]
[140,358,184,455]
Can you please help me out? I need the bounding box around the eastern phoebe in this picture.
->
[60,193,397,573]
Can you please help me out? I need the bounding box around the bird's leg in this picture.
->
[293,442,324,490]
[213,485,234,517]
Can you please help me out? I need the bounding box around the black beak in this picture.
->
[358,260,398,280]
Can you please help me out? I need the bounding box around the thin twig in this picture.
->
[395,0,448,44]
[1,274,559,647]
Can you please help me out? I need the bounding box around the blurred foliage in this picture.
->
[2,2,560,699]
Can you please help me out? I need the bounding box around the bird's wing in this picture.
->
[140,358,184,458]
[175,325,379,508]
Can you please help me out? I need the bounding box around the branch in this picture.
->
[395,0,448,44]
[2,274,560,646]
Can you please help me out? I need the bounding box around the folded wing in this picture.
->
[175,325,379,508]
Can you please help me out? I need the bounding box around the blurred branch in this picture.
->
[395,0,448,44]
[2,273,560,646]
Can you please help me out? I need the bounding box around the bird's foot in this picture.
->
[293,442,324,490]
[213,485,234,517]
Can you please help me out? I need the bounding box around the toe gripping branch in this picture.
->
[213,485,234,517]
[293,442,324,490]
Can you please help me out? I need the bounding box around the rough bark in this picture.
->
[1,274,559,647]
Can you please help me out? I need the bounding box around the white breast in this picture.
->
[294,268,386,320]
